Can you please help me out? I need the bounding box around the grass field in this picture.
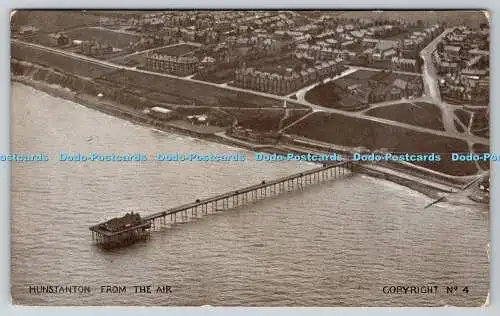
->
[11,42,116,79]
[454,119,465,133]
[454,108,472,127]
[366,102,444,131]
[224,108,311,132]
[64,27,140,49]
[470,109,490,138]
[285,111,478,176]
[225,109,286,131]
[12,11,101,33]
[192,69,235,84]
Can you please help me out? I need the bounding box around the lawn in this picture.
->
[454,119,465,133]
[192,68,235,84]
[366,102,445,131]
[454,108,472,127]
[285,112,478,176]
[223,108,310,132]
[470,109,490,138]
[11,42,115,79]
[12,11,101,33]
[225,109,286,131]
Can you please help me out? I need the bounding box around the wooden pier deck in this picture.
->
[90,160,356,241]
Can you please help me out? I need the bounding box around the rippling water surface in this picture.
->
[11,83,489,306]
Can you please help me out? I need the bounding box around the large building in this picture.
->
[234,61,341,95]
[391,57,418,72]
[371,40,399,60]
[295,43,342,61]
[48,33,70,46]
[79,40,113,56]
[145,53,199,76]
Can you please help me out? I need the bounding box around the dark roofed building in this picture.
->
[48,33,70,46]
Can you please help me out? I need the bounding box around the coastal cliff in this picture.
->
[11,59,157,111]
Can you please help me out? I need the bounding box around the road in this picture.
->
[91,26,142,37]
[419,28,459,134]
[107,42,187,61]
[278,111,315,133]
[360,98,425,113]
[420,28,454,102]
[12,39,489,146]
[348,64,422,77]
[289,67,358,101]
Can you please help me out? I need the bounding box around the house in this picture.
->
[341,41,355,49]
[366,72,423,102]
[48,33,70,46]
[437,61,459,74]
[391,57,418,72]
[18,26,39,35]
[444,45,462,57]
[80,40,113,56]
[362,38,380,48]
[199,56,216,73]
[383,48,397,59]
[372,40,398,60]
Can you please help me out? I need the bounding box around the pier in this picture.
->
[90,160,356,245]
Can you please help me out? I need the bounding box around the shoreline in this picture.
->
[11,77,486,203]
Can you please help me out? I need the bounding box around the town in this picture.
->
[11,10,490,202]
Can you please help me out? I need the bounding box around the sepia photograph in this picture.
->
[9,9,490,306]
